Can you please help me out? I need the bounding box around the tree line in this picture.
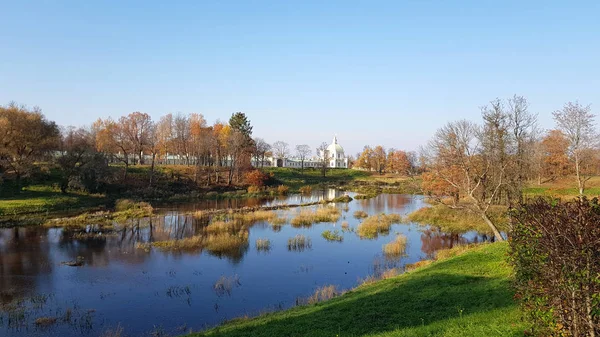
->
[0,102,352,194]
[420,95,597,241]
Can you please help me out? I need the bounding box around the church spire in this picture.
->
[333,134,338,144]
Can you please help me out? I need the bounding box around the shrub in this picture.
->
[244,170,269,187]
[277,185,289,195]
[247,185,262,194]
[510,197,600,336]
[299,186,312,194]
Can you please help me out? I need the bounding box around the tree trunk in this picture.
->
[149,153,156,186]
[481,212,504,242]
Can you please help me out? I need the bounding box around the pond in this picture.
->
[0,192,492,337]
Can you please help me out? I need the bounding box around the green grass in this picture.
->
[407,204,509,234]
[264,167,371,190]
[0,184,107,217]
[188,243,526,337]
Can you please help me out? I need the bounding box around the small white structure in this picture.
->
[256,135,349,169]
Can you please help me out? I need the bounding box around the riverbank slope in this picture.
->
[189,242,526,337]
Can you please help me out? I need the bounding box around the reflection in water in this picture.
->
[420,228,489,259]
[0,192,493,337]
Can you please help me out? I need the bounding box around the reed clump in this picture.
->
[291,207,341,227]
[287,234,312,251]
[299,186,313,194]
[356,213,403,239]
[321,230,343,242]
[235,210,286,225]
[255,238,271,252]
[297,285,340,305]
[204,233,248,255]
[353,210,368,219]
[34,316,58,326]
[383,234,408,258]
[139,235,204,251]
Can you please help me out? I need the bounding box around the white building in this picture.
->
[255,136,349,169]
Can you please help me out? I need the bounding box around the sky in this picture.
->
[1,1,599,155]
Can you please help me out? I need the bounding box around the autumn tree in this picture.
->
[94,117,133,179]
[386,149,410,175]
[553,101,597,195]
[425,119,504,241]
[155,114,174,164]
[356,146,373,171]
[295,144,311,171]
[120,111,152,165]
[0,103,60,190]
[541,129,571,182]
[372,146,387,174]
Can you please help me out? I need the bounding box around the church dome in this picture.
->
[327,136,344,155]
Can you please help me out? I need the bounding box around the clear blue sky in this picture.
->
[1,1,598,155]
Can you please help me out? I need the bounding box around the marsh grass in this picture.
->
[321,230,343,242]
[44,199,153,228]
[290,207,341,227]
[407,204,508,234]
[206,220,242,234]
[34,316,57,327]
[140,236,204,251]
[287,235,312,252]
[255,238,271,252]
[214,275,241,297]
[356,213,403,239]
[353,210,368,219]
[382,234,408,258]
[205,233,249,256]
[296,285,340,306]
[360,268,401,286]
[235,210,286,225]
[101,324,124,337]
[299,186,312,194]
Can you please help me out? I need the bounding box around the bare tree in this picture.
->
[173,113,192,165]
[272,141,289,159]
[317,142,331,177]
[252,137,271,167]
[553,102,597,195]
[426,119,505,241]
[295,144,311,171]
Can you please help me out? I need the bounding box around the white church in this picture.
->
[256,136,349,169]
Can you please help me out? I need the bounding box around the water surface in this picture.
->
[0,192,491,337]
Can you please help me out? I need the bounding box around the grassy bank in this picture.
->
[0,185,107,216]
[263,167,371,190]
[407,204,509,234]
[523,176,600,200]
[189,243,526,337]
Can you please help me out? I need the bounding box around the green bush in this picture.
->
[510,197,600,336]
